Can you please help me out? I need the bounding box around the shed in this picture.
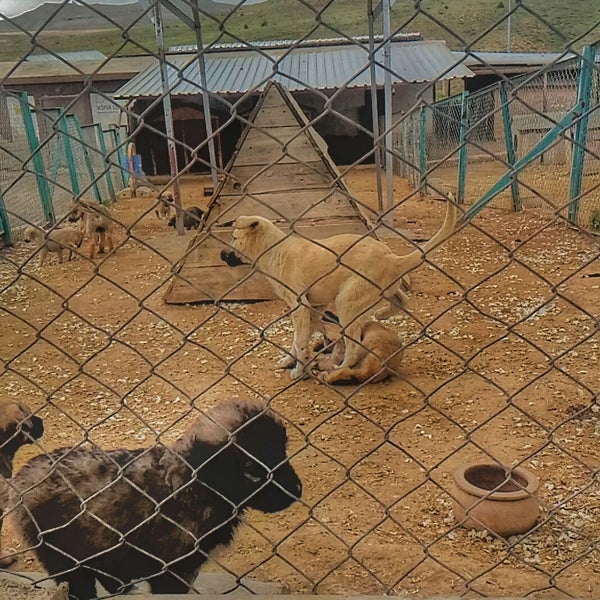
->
[164,81,379,304]
[115,36,474,174]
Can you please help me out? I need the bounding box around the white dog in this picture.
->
[23,225,84,267]
[221,196,458,379]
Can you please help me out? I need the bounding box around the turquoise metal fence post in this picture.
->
[457,91,468,205]
[400,120,407,178]
[58,112,80,198]
[0,192,12,245]
[110,125,128,188]
[20,92,54,225]
[419,105,427,197]
[568,45,595,224]
[71,116,102,202]
[410,112,417,188]
[464,107,587,223]
[97,124,116,202]
[500,82,521,212]
[406,113,415,183]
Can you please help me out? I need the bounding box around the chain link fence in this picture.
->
[420,52,600,228]
[1,1,600,599]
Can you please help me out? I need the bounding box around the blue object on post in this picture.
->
[132,154,143,177]
[120,154,143,177]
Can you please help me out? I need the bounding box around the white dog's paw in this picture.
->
[290,364,311,380]
[277,354,296,369]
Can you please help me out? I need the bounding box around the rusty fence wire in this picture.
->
[0,1,600,599]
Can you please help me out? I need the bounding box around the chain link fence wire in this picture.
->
[423,53,600,228]
[0,0,600,599]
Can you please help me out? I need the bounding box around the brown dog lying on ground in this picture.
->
[0,399,44,567]
[168,206,205,230]
[221,195,457,379]
[68,197,115,259]
[23,224,84,267]
[315,318,403,384]
[155,191,173,219]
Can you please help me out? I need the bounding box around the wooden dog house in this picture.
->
[164,82,376,304]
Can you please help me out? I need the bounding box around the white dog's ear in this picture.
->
[235,216,261,230]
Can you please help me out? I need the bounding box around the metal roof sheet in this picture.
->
[168,33,423,53]
[452,51,576,69]
[114,39,473,99]
[26,50,106,62]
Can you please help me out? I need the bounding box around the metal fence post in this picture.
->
[58,112,80,198]
[19,92,54,225]
[568,45,595,224]
[400,120,407,177]
[108,125,128,188]
[410,112,417,188]
[71,116,102,202]
[97,124,116,202]
[500,82,521,212]
[457,91,468,205]
[419,105,427,197]
[0,191,12,245]
[465,108,586,222]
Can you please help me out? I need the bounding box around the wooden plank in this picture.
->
[234,127,318,166]
[220,162,333,195]
[166,265,276,304]
[208,189,366,225]
[259,87,289,109]
[253,105,298,128]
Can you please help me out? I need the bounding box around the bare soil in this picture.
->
[1,166,599,598]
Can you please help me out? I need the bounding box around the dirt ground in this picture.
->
[1,166,600,598]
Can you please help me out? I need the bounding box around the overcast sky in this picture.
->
[0,1,137,18]
[0,0,262,18]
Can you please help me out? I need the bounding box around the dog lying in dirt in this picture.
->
[168,206,205,230]
[221,196,457,379]
[314,317,403,384]
[23,224,84,267]
[0,399,44,567]
[68,197,115,259]
[155,191,173,219]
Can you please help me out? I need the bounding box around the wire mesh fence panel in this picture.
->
[35,108,79,222]
[0,1,599,600]
[79,124,112,202]
[0,93,46,232]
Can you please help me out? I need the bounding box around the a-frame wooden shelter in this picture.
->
[164,82,377,304]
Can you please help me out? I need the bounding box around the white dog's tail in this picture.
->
[394,193,458,275]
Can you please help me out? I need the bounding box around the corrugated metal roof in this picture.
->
[114,39,473,99]
[168,33,423,53]
[26,50,106,62]
[452,51,575,69]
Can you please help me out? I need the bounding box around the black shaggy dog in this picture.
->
[0,399,44,479]
[167,206,204,230]
[0,399,44,567]
[10,398,302,600]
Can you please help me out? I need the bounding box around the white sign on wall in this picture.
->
[90,93,127,129]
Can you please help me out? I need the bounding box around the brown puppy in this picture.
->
[0,399,44,567]
[23,225,84,267]
[155,191,173,219]
[221,196,457,379]
[316,320,403,384]
[168,206,205,230]
[69,197,115,259]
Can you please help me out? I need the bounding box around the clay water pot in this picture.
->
[453,463,540,537]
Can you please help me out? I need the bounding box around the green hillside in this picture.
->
[0,0,597,61]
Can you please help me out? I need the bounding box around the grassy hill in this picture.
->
[0,0,597,61]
